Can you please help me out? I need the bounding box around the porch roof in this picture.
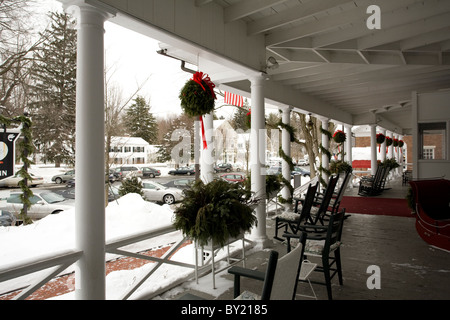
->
[91,0,450,134]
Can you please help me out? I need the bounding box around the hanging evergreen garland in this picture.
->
[0,115,34,224]
[179,71,216,117]
[393,138,399,147]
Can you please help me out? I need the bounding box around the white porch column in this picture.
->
[344,124,352,164]
[370,124,377,175]
[380,128,387,162]
[281,106,292,210]
[64,1,113,300]
[320,117,330,182]
[200,113,214,183]
[249,75,269,248]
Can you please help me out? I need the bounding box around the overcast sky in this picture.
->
[39,0,237,120]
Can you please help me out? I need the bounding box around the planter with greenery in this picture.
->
[173,179,258,247]
[330,160,352,174]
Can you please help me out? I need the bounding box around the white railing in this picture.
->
[0,249,82,300]
[0,224,246,300]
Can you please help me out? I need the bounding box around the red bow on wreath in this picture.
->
[191,72,216,100]
[191,72,217,149]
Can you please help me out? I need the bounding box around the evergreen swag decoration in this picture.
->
[173,179,257,247]
[179,71,216,117]
[332,130,346,144]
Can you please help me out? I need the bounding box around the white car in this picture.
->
[142,181,184,205]
[3,190,74,220]
[0,172,44,188]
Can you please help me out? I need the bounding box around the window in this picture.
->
[422,147,435,160]
[419,122,446,160]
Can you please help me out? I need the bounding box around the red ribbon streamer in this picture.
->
[200,115,207,150]
[191,72,216,150]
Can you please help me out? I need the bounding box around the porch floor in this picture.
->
[169,175,450,300]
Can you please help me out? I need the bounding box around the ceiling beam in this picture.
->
[224,0,289,23]
[266,0,419,47]
[247,0,353,35]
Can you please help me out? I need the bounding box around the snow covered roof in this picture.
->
[110,136,149,146]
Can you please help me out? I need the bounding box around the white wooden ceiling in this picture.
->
[193,0,450,133]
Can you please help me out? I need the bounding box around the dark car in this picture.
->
[214,163,233,173]
[0,210,16,227]
[292,166,310,177]
[163,178,195,190]
[168,166,196,175]
[142,167,161,178]
[114,166,143,180]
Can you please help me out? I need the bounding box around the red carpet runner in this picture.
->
[340,196,414,218]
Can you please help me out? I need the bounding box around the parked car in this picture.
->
[2,190,75,220]
[58,184,120,202]
[266,166,281,176]
[163,178,194,190]
[292,166,310,177]
[142,181,184,205]
[168,165,196,176]
[214,163,233,173]
[221,173,246,183]
[51,170,75,184]
[297,159,309,166]
[114,166,143,180]
[142,167,161,178]
[0,172,44,188]
[0,210,16,227]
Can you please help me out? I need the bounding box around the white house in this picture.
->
[109,136,155,165]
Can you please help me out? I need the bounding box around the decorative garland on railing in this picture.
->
[0,114,34,224]
[276,119,297,204]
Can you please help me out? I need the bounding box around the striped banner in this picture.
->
[224,91,244,107]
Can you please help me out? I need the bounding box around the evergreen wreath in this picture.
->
[393,138,399,147]
[332,130,346,144]
[398,140,404,148]
[376,133,385,144]
[385,136,393,147]
[179,71,216,117]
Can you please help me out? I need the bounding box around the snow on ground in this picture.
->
[0,164,241,300]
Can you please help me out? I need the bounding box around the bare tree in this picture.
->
[104,65,150,175]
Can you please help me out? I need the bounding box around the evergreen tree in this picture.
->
[157,114,194,164]
[230,99,250,131]
[28,12,76,166]
[118,176,144,198]
[124,95,158,144]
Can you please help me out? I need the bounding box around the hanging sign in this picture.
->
[0,131,20,180]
